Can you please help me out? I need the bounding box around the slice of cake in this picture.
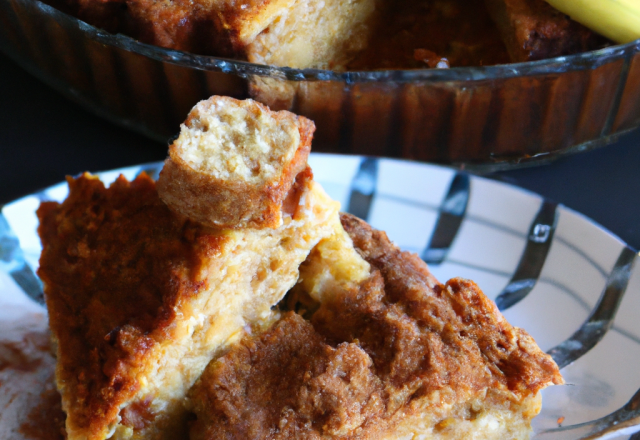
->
[188,213,563,439]
[37,97,344,440]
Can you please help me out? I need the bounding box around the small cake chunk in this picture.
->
[244,0,379,69]
[484,0,606,62]
[157,96,315,229]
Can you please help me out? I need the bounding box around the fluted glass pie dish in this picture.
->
[1,0,640,169]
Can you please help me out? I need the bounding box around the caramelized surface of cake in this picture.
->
[189,312,386,440]
[37,171,342,440]
[188,213,563,439]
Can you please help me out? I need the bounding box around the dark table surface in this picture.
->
[1,50,639,250]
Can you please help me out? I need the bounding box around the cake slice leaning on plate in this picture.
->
[187,215,564,439]
[37,96,345,440]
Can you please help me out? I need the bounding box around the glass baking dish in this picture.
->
[1,0,639,170]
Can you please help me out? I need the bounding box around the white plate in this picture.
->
[1,155,639,439]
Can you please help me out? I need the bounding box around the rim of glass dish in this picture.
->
[27,0,640,83]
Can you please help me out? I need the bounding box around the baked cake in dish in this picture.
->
[38,96,562,440]
[42,0,606,69]
[188,213,563,440]
[37,97,344,440]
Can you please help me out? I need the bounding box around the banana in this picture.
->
[545,0,640,44]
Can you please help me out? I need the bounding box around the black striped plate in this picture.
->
[1,155,639,438]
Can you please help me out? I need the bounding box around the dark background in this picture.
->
[1,50,639,250]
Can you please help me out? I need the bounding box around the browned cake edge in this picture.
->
[37,173,227,440]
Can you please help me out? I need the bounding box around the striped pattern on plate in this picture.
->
[1,154,639,438]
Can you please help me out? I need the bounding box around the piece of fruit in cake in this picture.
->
[37,96,347,440]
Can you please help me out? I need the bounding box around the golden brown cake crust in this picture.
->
[188,213,563,440]
[336,213,563,395]
[189,312,387,440]
[37,172,225,438]
[156,96,315,229]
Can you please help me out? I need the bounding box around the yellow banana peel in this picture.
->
[545,0,640,44]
